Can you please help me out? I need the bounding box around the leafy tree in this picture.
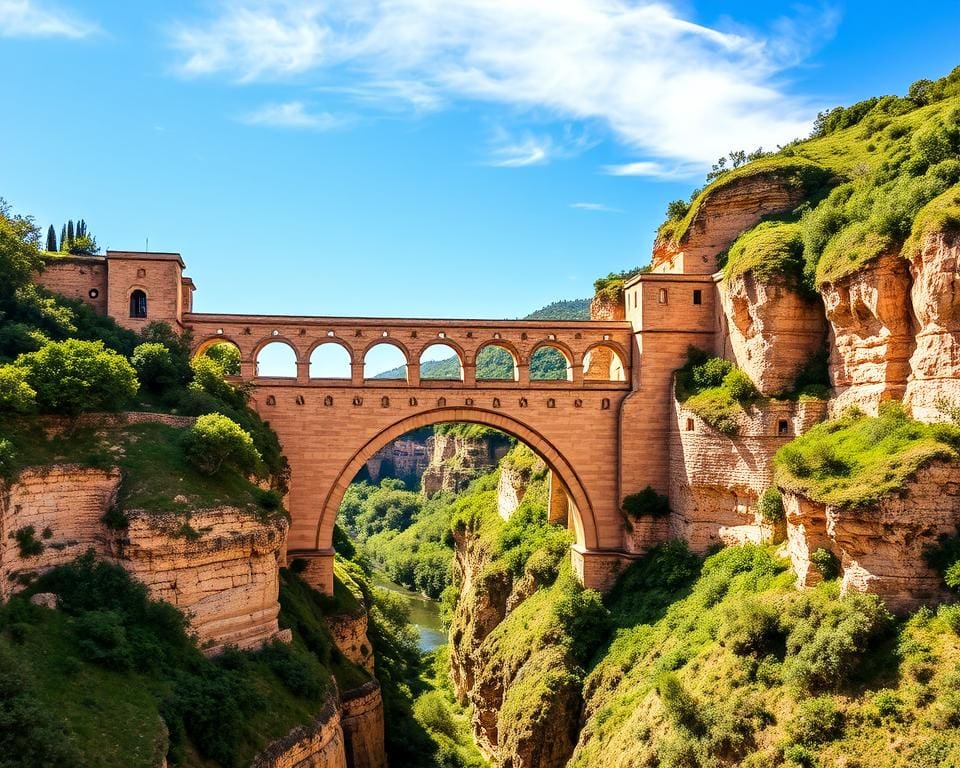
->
[131,343,179,394]
[45,225,56,252]
[13,339,139,414]
[182,413,261,476]
[203,341,241,375]
[0,365,36,412]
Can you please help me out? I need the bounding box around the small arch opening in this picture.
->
[256,341,297,378]
[530,345,572,381]
[476,344,518,381]
[199,341,241,376]
[365,342,408,380]
[583,345,626,382]
[129,289,147,318]
[419,343,463,381]
[310,343,352,379]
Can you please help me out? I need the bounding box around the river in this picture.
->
[373,571,446,652]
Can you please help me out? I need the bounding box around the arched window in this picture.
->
[364,343,408,380]
[419,343,463,381]
[530,345,572,381]
[310,343,352,379]
[256,341,297,377]
[583,345,626,382]
[476,344,518,381]
[129,290,147,318]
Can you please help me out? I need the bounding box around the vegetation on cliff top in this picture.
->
[774,402,960,508]
[674,347,760,435]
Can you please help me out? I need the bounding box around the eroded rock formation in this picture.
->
[0,465,288,652]
[820,252,914,415]
[782,462,960,613]
[905,229,960,420]
[421,431,509,497]
[670,398,826,552]
[716,272,826,396]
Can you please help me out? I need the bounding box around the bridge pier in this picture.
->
[571,545,637,593]
[290,549,335,595]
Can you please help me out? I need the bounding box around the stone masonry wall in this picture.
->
[341,681,387,768]
[252,694,348,768]
[670,398,827,553]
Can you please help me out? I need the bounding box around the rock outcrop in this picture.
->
[654,169,814,275]
[421,432,509,497]
[341,681,388,768]
[820,251,914,415]
[670,398,826,553]
[325,609,375,673]
[716,272,826,396]
[363,435,430,487]
[782,462,960,613]
[252,693,348,768]
[904,229,960,421]
[0,464,288,652]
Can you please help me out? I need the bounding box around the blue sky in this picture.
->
[2,1,959,321]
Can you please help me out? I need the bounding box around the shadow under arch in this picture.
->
[315,406,597,551]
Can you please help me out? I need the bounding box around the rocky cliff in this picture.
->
[421,430,510,497]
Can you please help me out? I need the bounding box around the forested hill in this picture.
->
[373,297,590,379]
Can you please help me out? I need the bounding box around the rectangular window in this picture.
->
[658,288,668,304]
[693,289,702,305]
[633,291,637,308]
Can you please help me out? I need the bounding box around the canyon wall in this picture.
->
[421,431,510,496]
[363,435,431,488]
[782,462,960,613]
[0,465,288,652]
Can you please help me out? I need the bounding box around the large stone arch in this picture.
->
[314,406,598,552]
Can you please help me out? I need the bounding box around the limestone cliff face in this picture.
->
[654,171,811,275]
[716,273,826,396]
[781,462,960,613]
[670,398,826,553]
[450,518,580,768]
[588,295,625,321]
[904,229,960,420]
[325,610,375,674]
[364,436,430,487]
[819,252,914,415]
[0,465,288,652]
[117,507,289,653]
[421,432,509,497]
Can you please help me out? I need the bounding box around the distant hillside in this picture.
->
[523,298,590,320]
[372,297,590,379]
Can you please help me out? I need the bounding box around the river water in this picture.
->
[373,571,446,652]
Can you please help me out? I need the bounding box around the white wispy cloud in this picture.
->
[241,100,350,130]
[489,137,550,167]
[570,202,624,213]
[0,0,98,38]
[169,1,837,167]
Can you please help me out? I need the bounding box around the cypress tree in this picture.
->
[78,219,86,238]
[59,224,66,252]
[46,225,57,252]
[66,220,75,247]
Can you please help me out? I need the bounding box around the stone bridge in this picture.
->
[184,312,637,592]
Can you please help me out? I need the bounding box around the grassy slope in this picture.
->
[774,404,960,508]
[572,543,960,768]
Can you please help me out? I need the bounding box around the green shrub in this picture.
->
[787,695,843,745]
[657,672,702,733]
[723,369,758,401]
[622,486,671,519]
[811,548,841,581]
[12,525,43,557]
[757,488,784,523]
[720,597,783,656]
[256,641,327,698]
[182,413,261,476]
[131,342,180,394]
[939,604,960,634]
[552,584,610,662]
[0,364,36,412]
[73,609,134,670]
[782,590,892,691]
[13,339,138,414]
[925,534,960,591]
[202,342,241,375]
[413,690,459,740]
[0,437,15,479]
